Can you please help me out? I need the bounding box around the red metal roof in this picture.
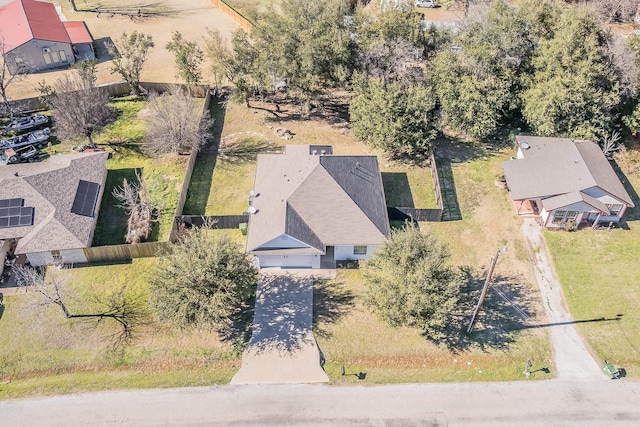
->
[0,0,71,52]
[63,21,92,44]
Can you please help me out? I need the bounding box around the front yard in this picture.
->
[544,148,640,378]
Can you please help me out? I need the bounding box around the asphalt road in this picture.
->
[2,380,640,426]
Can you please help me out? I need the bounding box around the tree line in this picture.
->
[199,0,640,160]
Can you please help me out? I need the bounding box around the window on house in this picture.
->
[606,204,623,216]
[353,246,367,255]
[51,250,62,263]
[566,211,578,221]
[51,51,60,63]
[59,50,67,63]
[43,52,52,64]
[552,210,566,224]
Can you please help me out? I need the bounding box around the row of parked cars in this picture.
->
[0,113,51,165]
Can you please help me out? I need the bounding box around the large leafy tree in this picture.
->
[107,31,155,95]
[166,31,204,84]
[350,73,437,161]
[354,2,428,85]
[432,0,532,139]
[522,7,621,140]
[364,226,467,338]
[149,228,257,329]
[239,0,354,112]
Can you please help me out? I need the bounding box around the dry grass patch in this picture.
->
[0,258,240,398]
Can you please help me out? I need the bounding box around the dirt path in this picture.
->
[231,272,329,384]
[521,218,605,380]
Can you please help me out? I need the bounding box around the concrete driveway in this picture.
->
[230,272,329,384]
[521,218,605,380]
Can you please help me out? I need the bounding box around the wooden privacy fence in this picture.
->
[429,147,444,212]
[208,0,254,32]
[388,207,442,223]
[5,82,209,114]
[177,214,249,230]
[83,241,170,263]
[169,89,215,242]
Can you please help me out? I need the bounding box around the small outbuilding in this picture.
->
[0,0,95,75]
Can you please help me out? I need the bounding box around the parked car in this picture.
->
[4,113,49,133]
[2,145,40,164]
[415,0,436,7]
[0,127,51,150]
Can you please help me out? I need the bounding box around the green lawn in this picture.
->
[316,270,552,383]
[87,97,189,245]
[0,259,239,399]
[544,148,640,377]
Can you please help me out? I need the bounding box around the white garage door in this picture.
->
[259,255,315,268]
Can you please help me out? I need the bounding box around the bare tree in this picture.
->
[14,265,148,348]
[107,31,155,95]
[604,35,637,100]
[48,61,115,145]
[601,130,622,159]
[143,88,212,155]
[112,171,153,243]
[0,38,26,120]
[587,0,638,23]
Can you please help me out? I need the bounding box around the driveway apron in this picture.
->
[231,272,329,384]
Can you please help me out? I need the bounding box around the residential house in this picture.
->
[246,145,390,269]
[502,135,635,228]
[0,0,95,75]
[0,151,108,266]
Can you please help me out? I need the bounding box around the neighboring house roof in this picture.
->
[0,151,108,254]
[0,0,71,51]
[63,21,92,44]
[246,145,390,254]
[502,136,634,208]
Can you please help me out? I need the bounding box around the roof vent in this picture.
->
[574,159,580,163]
[248,206,257,214]
[312,150,318,155]
[520,142,530,150]
[321,150,326,155]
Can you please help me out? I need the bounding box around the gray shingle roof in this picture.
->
[246,145,390,253]
[0,151,109,254]
[502,136,634,207]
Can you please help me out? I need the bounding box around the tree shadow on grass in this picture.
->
[426,272,539,353]
[217,136,281,165]
[313,278,356,339]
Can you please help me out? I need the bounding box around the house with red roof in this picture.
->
[0,0,94,75]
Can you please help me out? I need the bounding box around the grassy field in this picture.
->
[544,147,640,378]
[0,259,238,399]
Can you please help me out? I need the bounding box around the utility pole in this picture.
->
[467,247,504,334]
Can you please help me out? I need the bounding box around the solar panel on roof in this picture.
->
[71,180,100,217]
[0,203,33,229]
[0,198,24,208]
